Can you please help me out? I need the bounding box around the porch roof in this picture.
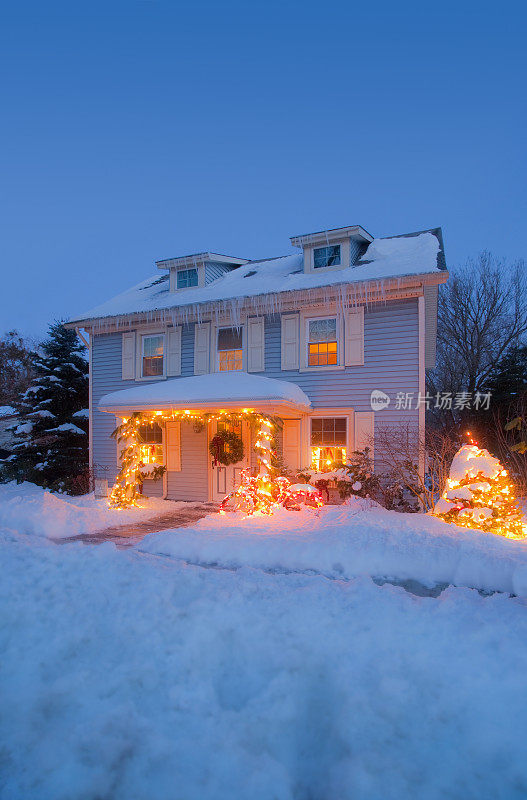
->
[98,372,312,416]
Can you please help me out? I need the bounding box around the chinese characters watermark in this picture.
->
[370,390,492,412]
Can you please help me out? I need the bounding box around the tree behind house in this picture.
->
[427,251,527,435]
[1,322,89,494]
[0,330,35,406]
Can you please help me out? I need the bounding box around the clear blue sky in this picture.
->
[1,0,525,338]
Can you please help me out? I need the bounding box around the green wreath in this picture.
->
[209,430,244,466]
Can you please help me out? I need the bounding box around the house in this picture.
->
[65,225,448,502]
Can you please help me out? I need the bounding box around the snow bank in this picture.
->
[141,498,527,597]
[1,526,526,799]
[0,482,186,539]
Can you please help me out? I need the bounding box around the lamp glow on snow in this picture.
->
[432,439,525,539]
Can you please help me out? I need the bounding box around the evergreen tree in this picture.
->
[0,330,35,405]
[2,322,89,494]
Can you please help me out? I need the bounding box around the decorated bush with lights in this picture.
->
[432,442,525,539]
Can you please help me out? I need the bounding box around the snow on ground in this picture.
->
[1,520,526,799]
[0,482,190,539]
[0,405,16,417]
[140,497,527,598]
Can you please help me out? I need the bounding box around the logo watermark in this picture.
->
[370,390,491,412]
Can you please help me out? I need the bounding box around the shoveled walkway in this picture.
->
[61,502,219,548]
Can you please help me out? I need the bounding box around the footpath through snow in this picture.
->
[140,498,527,598]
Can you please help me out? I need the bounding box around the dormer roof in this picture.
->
[290,225,373,248]
[67,228,447,328]
[156,252,249,271]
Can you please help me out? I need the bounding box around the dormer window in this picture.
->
[177,268,199,289]
[313,245,341,269]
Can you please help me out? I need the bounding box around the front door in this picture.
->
[210,419,250,502]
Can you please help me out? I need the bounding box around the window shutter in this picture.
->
[247,317,265,372]
[166,421,181,471]
[281,314,299,370]
[166,326,182,376]
[122,332,136,380]
[194,322,210,375]
[282,419,301,471]
[354,411,374,459]
[345,308,364,366]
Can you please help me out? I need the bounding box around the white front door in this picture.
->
[210,420,250,502]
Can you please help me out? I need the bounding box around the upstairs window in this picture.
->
[177,268,199,289]
[313,245,341,269]
[307,317,338,366]
[310,417,347,470]
[142,334,164,377]
[138,423,163,465]
[217,327,243,371]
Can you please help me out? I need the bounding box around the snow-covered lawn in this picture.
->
[1,483,527,798]
[140,497,527,598]
[0,481,192,539]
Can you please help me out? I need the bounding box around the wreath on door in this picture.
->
[209,430,244,466]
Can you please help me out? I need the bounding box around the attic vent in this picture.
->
[243,270,257,278]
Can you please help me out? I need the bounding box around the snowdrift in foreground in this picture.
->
[140,498,527,597]
[1,529,526,800]
[0,482,185,539]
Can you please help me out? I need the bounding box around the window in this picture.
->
[138,423,163,465]
[217,327,243,371]
[177,268,199,289]
[311,418,347,470]
[313,245,341,269]
[307,318,338,366]
[142,334,164,377]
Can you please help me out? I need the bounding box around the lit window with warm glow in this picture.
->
[142,335,164,377]
[138,423,163,464]
[218,327,243,371]
[310,417,346,470]
[307,318,338,367]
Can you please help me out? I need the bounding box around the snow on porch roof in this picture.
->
[98,373,312,415]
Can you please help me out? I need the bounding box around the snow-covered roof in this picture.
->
[69,229,445,325]
[98,372,312,415]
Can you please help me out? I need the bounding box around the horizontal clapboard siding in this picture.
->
[166,423,208,501]
[265,299,419,421]
[91,298,419,492]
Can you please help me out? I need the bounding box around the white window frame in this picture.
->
[304,408,355,468]
[176,267,199,289]
[304,239,351,274]
[313,244,341,270]
[137,330,167,381]
[213,323,246,373]
[300,311,344,372]
[169,264,206,291]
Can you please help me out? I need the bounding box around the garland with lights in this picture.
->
[209,430,244,466]
[109,413,167,508]
[432,436,525,539]
[108,408,284,510]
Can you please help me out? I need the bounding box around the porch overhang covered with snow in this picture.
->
[97,372,312,417]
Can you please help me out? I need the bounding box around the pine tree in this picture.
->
[433,443,525,539]
[1,322,89,494]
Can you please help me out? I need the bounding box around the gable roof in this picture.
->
[68,228,446,326]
